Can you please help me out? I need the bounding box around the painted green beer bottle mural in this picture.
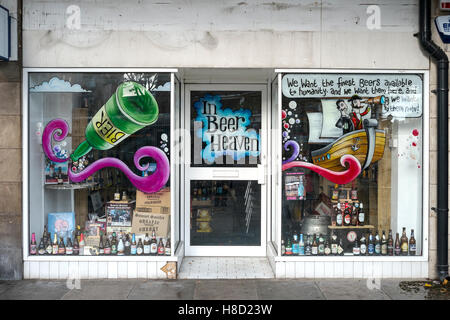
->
[71,81,159,161]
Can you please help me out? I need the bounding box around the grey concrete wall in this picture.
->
[0,0,22,280]
[22,0,428,69]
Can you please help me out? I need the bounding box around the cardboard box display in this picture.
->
[131,211,170,238]
[136,188,170,213]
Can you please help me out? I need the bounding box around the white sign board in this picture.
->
[282,74,423,118]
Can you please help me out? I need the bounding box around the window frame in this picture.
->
[273,68,430,262]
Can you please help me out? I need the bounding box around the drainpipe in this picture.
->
[416,0,449,281]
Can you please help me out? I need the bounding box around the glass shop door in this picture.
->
[184,84,267,256]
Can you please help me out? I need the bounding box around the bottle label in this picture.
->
[344,214,351,225]
[299,246,305,255]
[30,245,37,254]
[66,247,73,255]
[92,106,129,146]
[131,245,137,255]
[336,214,343,225]
[368,244,374,254]
[331,244,338,254]
[158,247,164,255]
[360,244,367,254]
[312,247,318,255]
[144,245,150,254]
[137,247,143,255]
[375,244,381,254]
[165,248,171,256]
[324,247,331,255]
[401,242,408,252]
[353,247,360,255]
[358,213,364,223]
[285,247,292,255]
[292,244,299,255]
[38,248,46,255]
[381,244,388,255]
[151,243,157,253]
[104,247,111,255]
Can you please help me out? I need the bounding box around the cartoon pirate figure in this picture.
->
[335,99,354,134]
[348,94,371,130]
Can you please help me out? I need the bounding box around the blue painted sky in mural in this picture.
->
[194,94,260,162]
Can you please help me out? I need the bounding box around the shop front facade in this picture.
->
[3,0,448,280]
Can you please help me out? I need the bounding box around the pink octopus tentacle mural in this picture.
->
[282,154,361,185]
[42,119,170,193]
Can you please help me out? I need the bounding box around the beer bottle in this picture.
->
[99,234,105,255]
[305,235,312,256]
[104,236,111,255]
[66,237,73,255]
[130,233,137,255]
[76,225,81,243]
[45,233,52,255]
[336,203,343,226]
[143,233,151,255]
[344,203,351,226]
[324,237,331,256]
[358,203,365,226]
[394,232,401,256]
[311,234,318,255]
[111,232,117,255]
[117,234,125,256]
[73,234,80,256]
[38,238,46,255]
[381,231,388,256]
[150,231,158,255]
[70,82,159,162]
[318,234,325,256]
[351,205,358,226]
[359,234,367,255]
[165,238,171,256]
[79,233,85,256]
[124,234,131,255]
[281,239,286,255]
[30,233,37,255]
[353,238,360,255]
[42,226,49,244]
[409,229,416,256]
[285,238,293,255]
[331,232,338,255]
[387,230,394,256]
[52,233,59,255]
[374,231,381,255]
[58,237,65,255]
[137,238,144,255]
[400,227,408,256]
[299,234,305,255]
[331,206,337,226]
[157,238,165,255]
[368,232,374,255]
[292,233,299,256]
[337,238,345,256]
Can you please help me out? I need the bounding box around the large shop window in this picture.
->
[27,71,175,257]
[280,72,425,257]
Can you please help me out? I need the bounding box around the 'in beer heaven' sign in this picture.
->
[281,74,423,118]
[194,94,260,163]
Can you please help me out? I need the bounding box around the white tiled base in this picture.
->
[178,257,275,279]
[24,260,173,279]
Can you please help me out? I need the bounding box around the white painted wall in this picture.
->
[22,0,429,69]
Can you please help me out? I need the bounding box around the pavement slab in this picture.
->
[193,280,258,300]
[256,279,325,300]
[0,280,70,300]
[380,280,428,300]
[61,280,137,300]
[128,280,196,300]
[315,279,391,300]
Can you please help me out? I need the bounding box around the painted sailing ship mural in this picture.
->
[310,95,387,172]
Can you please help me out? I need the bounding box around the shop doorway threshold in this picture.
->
[178,257,274,279]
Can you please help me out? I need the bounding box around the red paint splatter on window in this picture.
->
[282,110,287,120]
[412,129,419,136]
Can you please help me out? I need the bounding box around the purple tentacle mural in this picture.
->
[42,119,70,163]
[282,140,300,164]
[42,119,170,193]
[282,154,361,185]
